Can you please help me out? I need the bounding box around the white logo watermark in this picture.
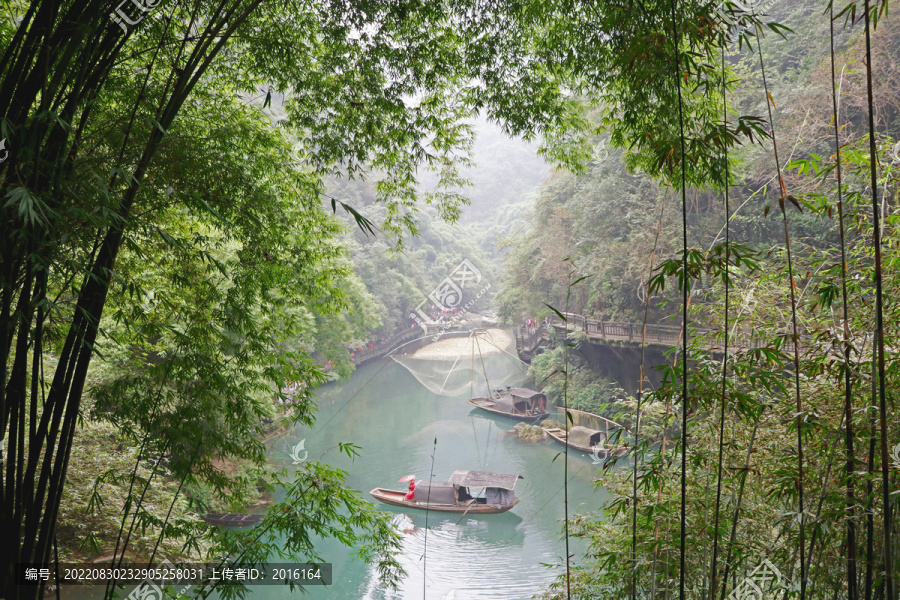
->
[125,560,193,600]
[592,139,609,164]
[591,444,606,465]
[727,559,785,600]
[410,258,491,341]
[890,441,900,470]
[126,579,163,600]
[110,0,162,34]
[888,140,900,165]
[288,439,308,464]
[0,139,8,164]
[289,139,304,164]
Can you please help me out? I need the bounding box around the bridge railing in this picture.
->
[349,326,422,365]
[516,324,544,347]
[557,314,693,343]
[550,313,809,353]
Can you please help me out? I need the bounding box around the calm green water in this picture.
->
[262,349,612,599]
[64,339,615,600]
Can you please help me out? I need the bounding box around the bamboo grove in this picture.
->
[0,1,587,598]
[527,1,900,599]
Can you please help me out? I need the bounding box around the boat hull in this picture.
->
[468,398,549,422]
[543,427,627,457]
[369,488,519,514]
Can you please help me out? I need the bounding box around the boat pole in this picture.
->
[475,334,494,400]
[470,332,475,400]
[439,330,474,395]
[476,335,531,368]
[422,437,437,599]
[454,497,477,525]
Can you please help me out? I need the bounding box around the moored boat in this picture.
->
[543,422,627,459]
[468,387,550,422]
[370,470,523,514]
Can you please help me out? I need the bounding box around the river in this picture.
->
[63,333,614,600]
[263,338,612,599]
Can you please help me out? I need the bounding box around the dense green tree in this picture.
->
[523,2,900,599]
[0,1,588,597]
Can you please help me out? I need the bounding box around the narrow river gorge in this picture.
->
[62,331,615,600]
[264,332,612,599]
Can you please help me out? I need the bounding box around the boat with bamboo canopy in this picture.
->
[468,387,550,422]
[542,410,627,458]
[369,470,523,514]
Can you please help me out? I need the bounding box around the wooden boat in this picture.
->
[370,470,523,514]
[468,387,550,422]
[543,422,627,459]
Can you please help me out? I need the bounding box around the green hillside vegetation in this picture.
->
[510,2,900,599]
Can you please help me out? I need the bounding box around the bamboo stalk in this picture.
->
[862,2,895,597]
[666,0,690,595]
[709,39,732,600]
[752,13,806,597]
[828,3,858,596]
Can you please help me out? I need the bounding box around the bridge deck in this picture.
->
[524,313,807,354]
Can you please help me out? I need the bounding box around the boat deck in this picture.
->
[542,427,627,457]
[369,488,519,514]
[468,397,549,421]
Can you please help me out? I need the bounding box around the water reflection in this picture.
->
[62,337,615,600]
[276,344,613,599]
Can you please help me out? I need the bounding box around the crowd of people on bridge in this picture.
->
[522,317,549,333]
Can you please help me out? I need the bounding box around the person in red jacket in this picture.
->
[405,478,416,500]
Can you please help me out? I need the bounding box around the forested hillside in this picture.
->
[504,2,900,599]
[501,0,900,325]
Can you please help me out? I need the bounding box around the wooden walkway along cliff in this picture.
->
[349,325,426,366]
[516,313,810,358]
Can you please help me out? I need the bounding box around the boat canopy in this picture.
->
[449,470,523,491]
[415,481,458,505]
[567,426,606,448]
[557,407,628,433]
[493,394,527,413]
[508,388,545,400]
